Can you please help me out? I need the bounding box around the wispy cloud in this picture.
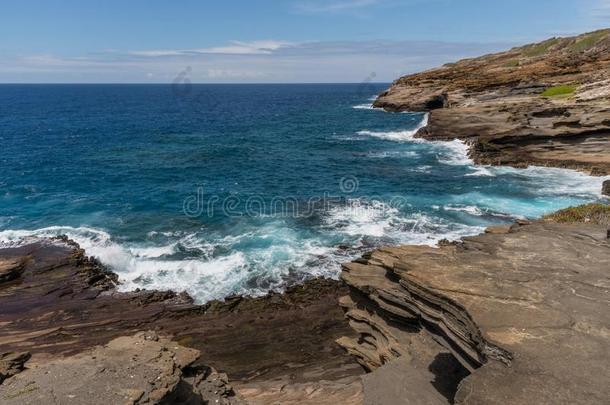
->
[129,40,294,57]
[1,39,514,83]
[293,0,380,13]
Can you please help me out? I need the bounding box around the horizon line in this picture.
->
[0,82,392,85]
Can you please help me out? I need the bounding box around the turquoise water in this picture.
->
[0,84,607,301]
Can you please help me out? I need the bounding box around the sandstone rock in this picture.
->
[339,221,610,404]
[0,332,246,404]
[374,29,610,175]
[484,225,512,234]
[0,258,26,283]
[0,352,31,385]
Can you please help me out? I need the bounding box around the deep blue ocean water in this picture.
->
[1,84,608,301]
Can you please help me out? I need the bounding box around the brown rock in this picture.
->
[0,352,31,385]
[0,240,363,405]
[484,225,512,234]
[0,332,246,404]
[339,221,610,404]
[0,258,26,283]
[374,29,610,175]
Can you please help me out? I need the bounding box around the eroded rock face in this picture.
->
[339,221,610,404]
[0,331,246,404]
[374,29,610,175]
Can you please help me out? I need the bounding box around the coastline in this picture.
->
[374,29,610,178]
[1,29,610,405]
[0,239,363,404]
[2,207,609,403]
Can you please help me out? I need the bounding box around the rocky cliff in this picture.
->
[374,29,610,175]
[338,219,610,404]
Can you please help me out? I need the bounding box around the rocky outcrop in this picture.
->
[374,29,610,175]
[0,352,31,385]
[0,239,363,404]
[603,180,610,196]
[338,221,610,404]
[0,257,26,283]
[0,331,245,404]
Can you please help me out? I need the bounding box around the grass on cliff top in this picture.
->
[541,84,577,98]
[569,30,608,53]
[522,38,561,57]
[543,203,610,226]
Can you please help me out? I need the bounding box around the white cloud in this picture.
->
[196,40,294,55]
[129,40,294,57]
[129,50,185,57]
[1,40,514,83]
[294,0,380,13]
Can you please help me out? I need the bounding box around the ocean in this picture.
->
[1,84,608,302]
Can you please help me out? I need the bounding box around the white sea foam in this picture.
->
[324,199,484,247]
[325,200,396,238]
[357,114,429,142]
[352,103,376,110]
[367,150,419,158]
[129,243,177,259]
[443,205,485,216]
[489,166,610,198]
[465,166,495,177]
[435,139,473,166]
[0,224,343,302]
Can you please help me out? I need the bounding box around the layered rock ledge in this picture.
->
[374,29,610,175]
[0,239,363,404]
[338,220,610,404]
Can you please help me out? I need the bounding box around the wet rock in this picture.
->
[602,180,610,196]
[0,239,362,405]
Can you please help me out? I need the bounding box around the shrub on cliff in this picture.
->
[543,203,610,226]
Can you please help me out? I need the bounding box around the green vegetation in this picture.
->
[522,38,561,57]
[503,59,520,68]
[570,30,608,53]
[541,84,577,98]
[543,203,610,226]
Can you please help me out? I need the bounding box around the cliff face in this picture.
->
[374,29,610,175]
[338,221,610,404]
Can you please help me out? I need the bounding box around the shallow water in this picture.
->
[1,84,607,302]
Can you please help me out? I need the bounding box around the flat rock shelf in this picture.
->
[338,221,610,404]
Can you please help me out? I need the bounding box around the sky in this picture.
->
[0,0,608,83]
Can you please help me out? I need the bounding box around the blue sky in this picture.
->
[1,0,608,83]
